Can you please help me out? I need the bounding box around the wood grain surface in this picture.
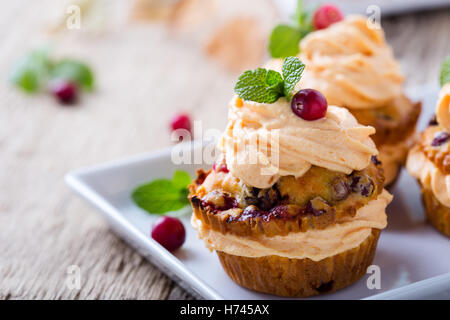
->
[1,0,449,300]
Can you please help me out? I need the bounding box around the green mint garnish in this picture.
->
[51,59,94,91]
[269,25,304,58]
[9,48,51,93]
[132,170,191,214]
[234,68,284,103]
[440,56,450,87]
[234,57,305,103]
[282,56,306,99]
[268,0,314,58]
[10,48,95,93]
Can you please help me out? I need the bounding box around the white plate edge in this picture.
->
[65,170,224,300]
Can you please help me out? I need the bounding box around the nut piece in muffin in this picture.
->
[407,82,450,237]
[189,58,393,297]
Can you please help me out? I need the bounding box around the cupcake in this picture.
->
[266,15,421,186]
[189,58,392,297]
[407,82,450,237]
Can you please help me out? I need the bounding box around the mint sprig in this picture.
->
[132,170,191,214]
[234,68,284,103]
[10,48,95,93]
[269,25,304,58]
[9,48,51,93]
[234,57,305,104]
[268,0,314,58]
[282,56,305,99]
[440,56,450,87]
[51,59,94,91]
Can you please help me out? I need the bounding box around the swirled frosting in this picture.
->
[218,96,378,189]
[407,145,450,207]
[436,83,450,131]
[265,15,404,110]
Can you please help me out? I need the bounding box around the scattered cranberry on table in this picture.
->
[291,89,328,121]
[170,113,192,134]
[313,4,343,30]
[49,79,78,104]
[151,216,186,252]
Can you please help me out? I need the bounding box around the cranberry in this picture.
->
[266,205,290,221]
[291,89,328,121]
[313,4,343,30]
[49,79,78,104]
[201,192,238,213]
[431,132,450,147]
[350,174,374,197]
[428,115,438,126]
[332,179,349,201]
[213,162,229,174]
[238,205,263,221]
[371,155,382,166]
[151,216,186,252]
[170,113,192,134]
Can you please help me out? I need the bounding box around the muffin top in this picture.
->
[190,155,385,237]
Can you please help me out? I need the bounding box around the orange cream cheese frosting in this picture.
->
[407,84,450,207]
[218,96,378,189]
[191,190,391,261]
[264,15,404,110]
[436,83,450,131]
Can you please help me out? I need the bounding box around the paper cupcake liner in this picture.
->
[216,229,381,297]
[422,188,450,237]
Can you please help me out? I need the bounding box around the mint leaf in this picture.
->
[292,0,314,33]
[235,68,284,103]
[172,170,192,190]
[440,56,450,87]
[234,57,305,103]
[269,25,302,59]
[268,0,313,58]
[132,170,192,214]
[51,59,94,91]
[282,57,305,99]
[10,49,51,93]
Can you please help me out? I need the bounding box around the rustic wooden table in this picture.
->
[1,0,449,300]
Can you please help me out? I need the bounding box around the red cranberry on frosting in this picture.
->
[313,4,343,30]
[291,89,328,121]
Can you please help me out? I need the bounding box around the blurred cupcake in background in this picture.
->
[267,10,421,187]
[407,57,450,237]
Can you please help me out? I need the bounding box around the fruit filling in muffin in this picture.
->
[190,155,384,237]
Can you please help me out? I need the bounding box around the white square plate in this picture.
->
[66,84,450,300]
